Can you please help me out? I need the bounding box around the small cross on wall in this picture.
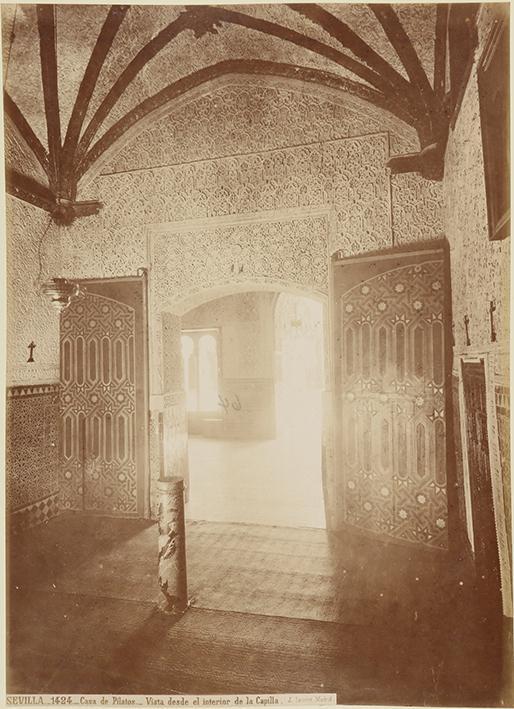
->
[27,341,36,363]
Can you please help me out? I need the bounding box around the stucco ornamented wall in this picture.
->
[54,83,443,313]
[62,132,442,299]
[443,4,511,615]
[53,111,445,411]
[101,82,418,176]
[6,195,61,385]
[444,70,509,352]
[151,216,329,313]
[98,136,390,243]
[391,172,444,245]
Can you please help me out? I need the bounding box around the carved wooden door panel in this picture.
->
[462,361,502,613]
[332,248,449,548]
[60,287,145,516]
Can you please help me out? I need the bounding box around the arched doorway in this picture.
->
[274,292,325,527]
[179,288,326,529]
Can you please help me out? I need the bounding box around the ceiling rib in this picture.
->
[60,4,130,198]
[78,58,408,179]
[6,3,474,219]
[369,4,441,138]
[3,92,50,175]
[36,4,62,192]
[6,167,56,212]
[288,4,416,100]
[433,4,449,102]
[76,13,192,165]
[192,7,396,96]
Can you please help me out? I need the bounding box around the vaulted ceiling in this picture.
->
[2,3,479,224]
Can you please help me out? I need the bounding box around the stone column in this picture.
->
[157,477,188,614]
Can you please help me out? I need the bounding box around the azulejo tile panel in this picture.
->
[6,384,60,514]
[10,493,59,535]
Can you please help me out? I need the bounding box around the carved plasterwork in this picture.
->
[102,81,417,175]
[4,3,436,172]
[444,70,509,353]
[9,123,444,387]
[6,195,61,385]
[391,173,444,245]
[444,7,512,614]
[150,215,329,314]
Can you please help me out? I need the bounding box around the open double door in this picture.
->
[331,244,451,549]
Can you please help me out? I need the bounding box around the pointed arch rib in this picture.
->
[76,13,192,163]
[61,5,130,194]
[36,4,62,190]
[287,4,416,100]
[6,167,55,213]
[77,59,415,180]
[194,6,399,97]
[369,4,441,126]
[434,4,449,101]
[3,91,49,176]
[77,5,421,164]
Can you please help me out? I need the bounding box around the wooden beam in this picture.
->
[193,7,400,98]
[434,4,449,102]
[76,13,191,163]
[36,5,61,192]
[77,4,423,165]
[77,59,414,180]
[3,91,49,176]
[369,4,440,138]
[61,5,129,198]
[288,4,416,100]
[6,167,55,212]
[447,4,479,120]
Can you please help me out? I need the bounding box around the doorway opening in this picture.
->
[181,289,326,529]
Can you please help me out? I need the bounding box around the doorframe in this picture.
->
[70,271,151,519]
[459,351,512,617]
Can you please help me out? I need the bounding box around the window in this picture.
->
[181,329,220,412]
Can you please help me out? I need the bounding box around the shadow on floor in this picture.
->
[7,514,513,706]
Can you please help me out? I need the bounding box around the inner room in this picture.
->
[182,290,326,529]
[3,2,512,706]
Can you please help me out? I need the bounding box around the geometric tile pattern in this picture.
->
[6,384,60,512]
[10,493,59,535]
[60,291,138,515]
[341,259,448,548]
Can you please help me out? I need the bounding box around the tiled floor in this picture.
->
[23,518,469,625]
[7,514,513,704]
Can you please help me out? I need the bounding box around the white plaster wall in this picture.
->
[6,195,62,385]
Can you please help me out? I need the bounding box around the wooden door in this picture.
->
[332,247,449,548]
[60,278,148,516]
[462,360,502,613]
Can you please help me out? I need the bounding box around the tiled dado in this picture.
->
[6,383,60,531]
[10,493,59,534]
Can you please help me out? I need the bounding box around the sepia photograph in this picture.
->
[2,0,512,706]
